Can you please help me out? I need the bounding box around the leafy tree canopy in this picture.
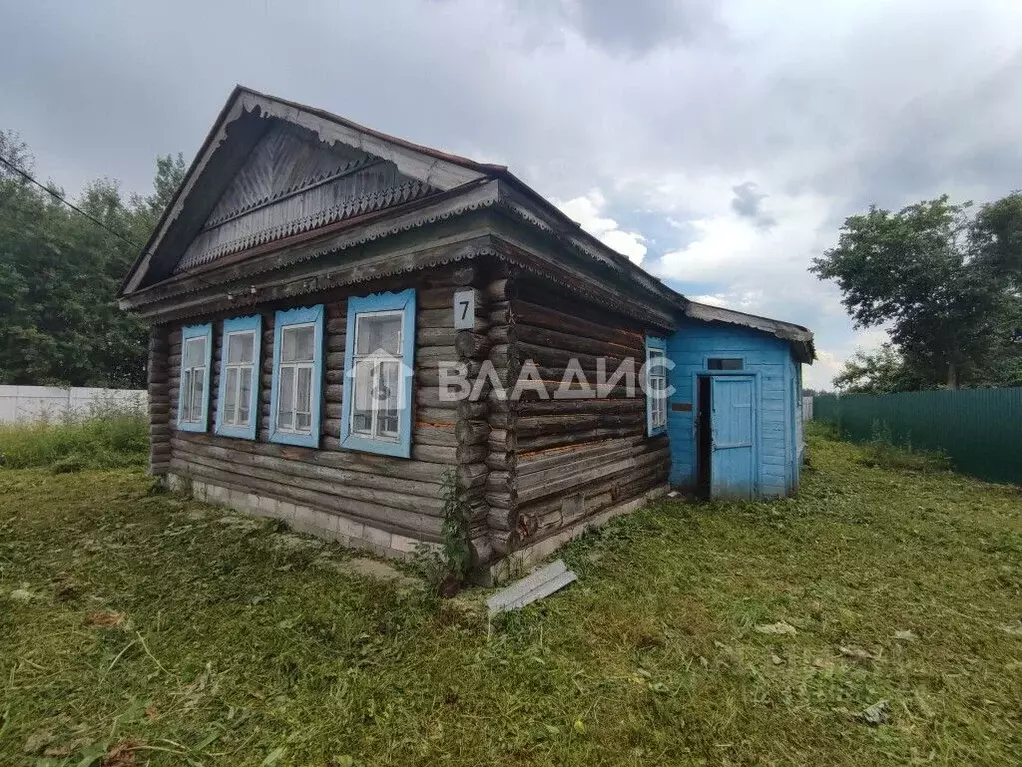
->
[813,194,1022,391]
[0,130,184,388]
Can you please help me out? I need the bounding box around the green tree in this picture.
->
[832,343,928,394]
[812,196,1019,389]
[972,191,1022,288]
[0,134,184,388]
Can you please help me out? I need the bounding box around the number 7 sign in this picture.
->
[453,288,475,329]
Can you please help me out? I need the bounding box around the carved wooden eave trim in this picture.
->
[120,179,501,311]
[135,235,499,325]
[176,178,437,272]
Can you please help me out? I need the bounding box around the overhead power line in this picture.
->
[0,152,142,249]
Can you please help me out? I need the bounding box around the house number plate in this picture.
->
[453,288,475,329]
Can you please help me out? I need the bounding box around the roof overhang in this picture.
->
[683,300,816,363]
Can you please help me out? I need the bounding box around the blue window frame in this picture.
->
[268,305,324,447]
[177,323,213,432]
[215,315,262,440]
[645,336,668,437]
[340,289,416,458]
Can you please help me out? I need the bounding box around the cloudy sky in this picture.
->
[3,0,1022,388]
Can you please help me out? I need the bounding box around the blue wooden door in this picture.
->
[711,377,755,499]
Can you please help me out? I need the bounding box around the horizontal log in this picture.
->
[487,505,517,533]
[487,325,510,345]
[486,278,512,302]
[455,330,490,359]
[516,447,669,506]
[417,286,457,311]
[455,419,489,445]
[417,327,458,347]
[514,462,666,530]
[169,457,443,541]
[418,308,488,333]
[489,397,643,417]
[416,388,459,409]
[457,400,488,420]
[419,345,459,364]
[514,413,599,437]
[489,529,517,557]
[177,430,453,481]
[415,424,457,447]
[519,441,664,495]
[172,438,445,502]
[416,360,482,387]
[458,462,488,490]
[486,451,513,472]
[469,531,495,565]
[416,406,458,425]
[517,435,646,475]
[511,299,644,347]
[486,491,513,511]
[510,323,642,358]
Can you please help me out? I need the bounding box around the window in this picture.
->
[708,358,744,370]
[215,315,262,440]
[341,289,416,458]
[269,306,324,447]
[178,324,212,432]
[645,336,668,436]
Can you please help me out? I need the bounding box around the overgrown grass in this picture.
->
[0,397,147,472]
[859,419,952,473]
[1,431,1021,765]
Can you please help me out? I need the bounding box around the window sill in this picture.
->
[215,423,257,440]
[269,429,319,448]
[341,433,410,458]
[177,421,208,433]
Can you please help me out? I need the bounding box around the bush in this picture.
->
[0,395,147,471]
[861,419,951,473]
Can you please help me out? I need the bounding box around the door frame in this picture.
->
[691,370,761,499]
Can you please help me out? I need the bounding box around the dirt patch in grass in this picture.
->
[1,433,1021,765]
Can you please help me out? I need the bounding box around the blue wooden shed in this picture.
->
[665,301,814,500]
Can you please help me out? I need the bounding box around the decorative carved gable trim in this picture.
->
[174,122,438,273]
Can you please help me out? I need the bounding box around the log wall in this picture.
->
[156,260,669,568]
[164,265,478,555]
[489,276,671,556]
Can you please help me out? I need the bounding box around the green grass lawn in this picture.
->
[1,429,1021,766]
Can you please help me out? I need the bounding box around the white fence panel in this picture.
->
[0,385,147,423]
[802,396,814,421]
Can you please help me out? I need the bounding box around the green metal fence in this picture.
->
[813,388,1022,485]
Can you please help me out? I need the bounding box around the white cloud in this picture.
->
[554,189,648,264]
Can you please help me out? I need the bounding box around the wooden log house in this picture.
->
[120,87,814,579]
